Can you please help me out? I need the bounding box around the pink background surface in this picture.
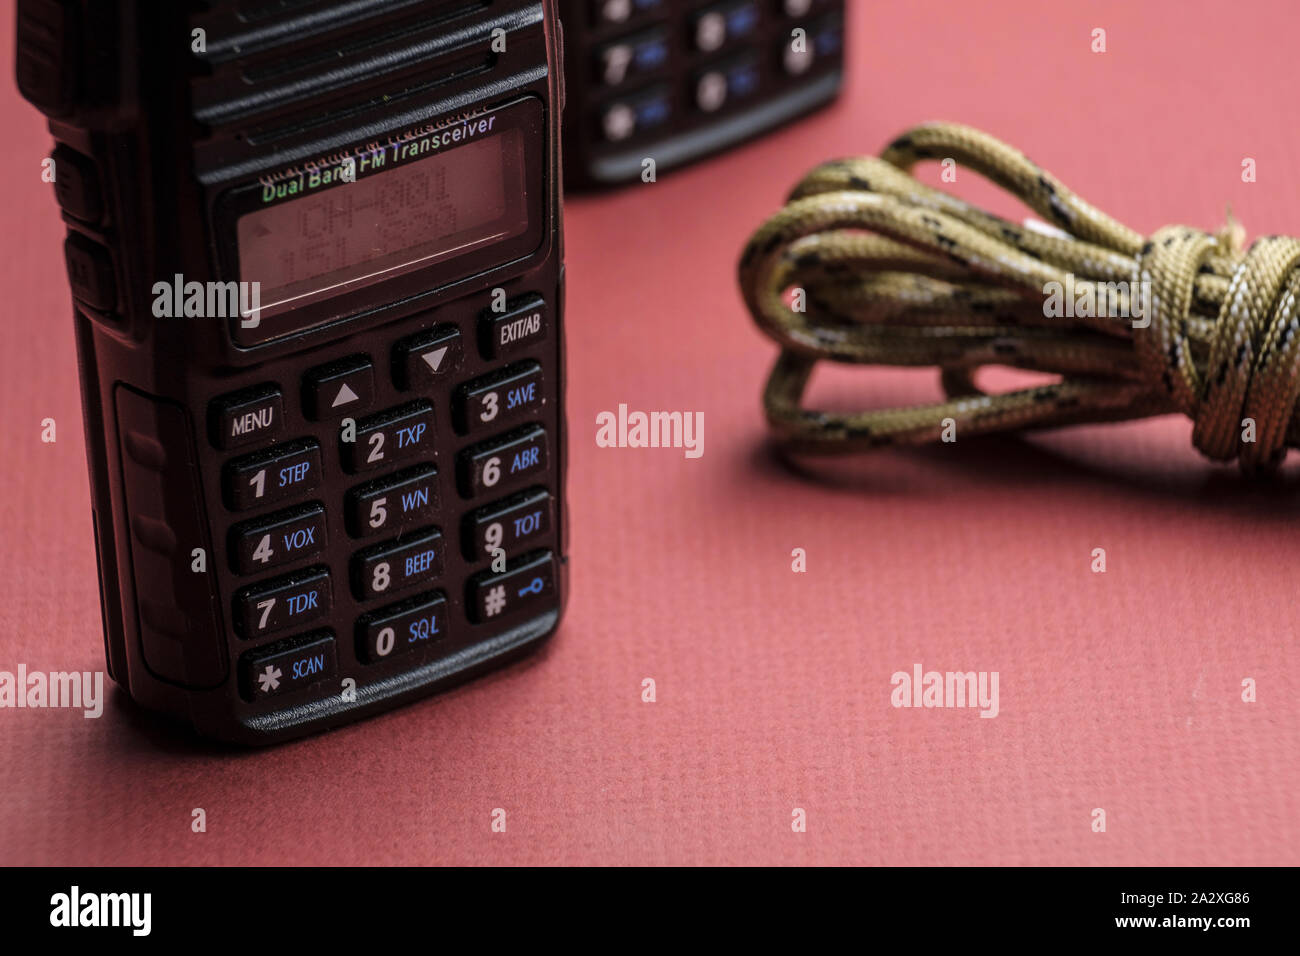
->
[2,0,1298,866]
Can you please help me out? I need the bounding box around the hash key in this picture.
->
[468,550,556,623]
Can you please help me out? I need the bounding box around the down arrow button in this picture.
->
[394,324,464,391]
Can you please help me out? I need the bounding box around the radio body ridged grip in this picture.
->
[17,0,569,744]
[114,386,227,688]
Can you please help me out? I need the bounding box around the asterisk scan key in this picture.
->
[258,665,282,693]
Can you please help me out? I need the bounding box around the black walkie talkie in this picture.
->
[558,0,845,187]
[16,0,568,744]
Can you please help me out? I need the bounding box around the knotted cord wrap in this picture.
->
[738,122,1300,473]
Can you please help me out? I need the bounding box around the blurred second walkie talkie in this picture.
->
[558,0,845,188]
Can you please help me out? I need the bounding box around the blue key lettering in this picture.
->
[506,383,537,410]
[282,526,315,551]
[727,5,758,37]
[403,548,437,578]
[635,40,667,71]
[285,590,318,615]
[401,487,429,512]
[407,614,441,643]
[279,461,311,487]
[815,27,842,55]
[637,97,670,127]
[291,653,325,680]
[512,510,541,537]
[729,64,759,98]
[510,446,539,473]
[396,423,427,448]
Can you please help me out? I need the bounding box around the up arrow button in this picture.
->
[332,383,359,407]
[304,356,375,420]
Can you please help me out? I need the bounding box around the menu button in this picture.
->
[210,385,283,450]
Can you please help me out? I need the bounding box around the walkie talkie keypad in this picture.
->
[201,285,561,736]
[560,0,846,187]
[195,283,562,736]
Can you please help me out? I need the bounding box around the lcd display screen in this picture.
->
[236,127,528,319]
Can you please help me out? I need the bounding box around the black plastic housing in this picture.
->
[557,0,844,188]
[16,0,568,744]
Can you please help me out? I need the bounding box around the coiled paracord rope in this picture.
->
[738,122,1300,473]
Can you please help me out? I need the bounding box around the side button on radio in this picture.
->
[63,233,115,311]
[51,146,103,223]
[15,0,80,116]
